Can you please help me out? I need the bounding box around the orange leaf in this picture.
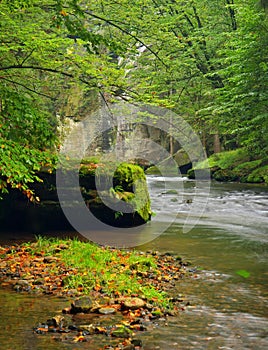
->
[60,10,67,16]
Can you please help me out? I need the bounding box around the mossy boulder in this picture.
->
[71,297,93,314]
[111,325,133,338]
[145,165,162,175]
[246,165,268,184]
[213,169,239,182]
[173,149,191,167]
[0,162,151,232]
[81,162,152,227]
[113,162,145,190]
[233,159,263,183]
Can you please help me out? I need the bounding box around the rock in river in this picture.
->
[71,297,93,313]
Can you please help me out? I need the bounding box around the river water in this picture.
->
[138,176,268,349]
[0,176,267,349]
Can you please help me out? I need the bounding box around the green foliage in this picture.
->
[192,149,249,170]
[0,86,58,198]
[81,156,101,164]
[247,165,268,184]
[0,89,56,149]
[0,0,126,197]
[1,0,267,196]
[236,269,251,278]
[0,138,58,200]
[209,149,250,170]
[192,148,267,184]
[208,0,268,156]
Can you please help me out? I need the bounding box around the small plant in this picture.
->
[114,211,123,219]
[114,185,124,192]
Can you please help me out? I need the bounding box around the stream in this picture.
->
[0,176,267,349]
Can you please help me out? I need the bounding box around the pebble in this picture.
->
[98,307,116,315]
[123,297,145,310]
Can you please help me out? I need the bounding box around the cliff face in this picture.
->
[58,98,183,168]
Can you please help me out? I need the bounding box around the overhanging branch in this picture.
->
[84,10,168,68]
[0,64,96,87]
[0,77,56,100]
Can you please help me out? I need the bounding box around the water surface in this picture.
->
[0,177,267,349]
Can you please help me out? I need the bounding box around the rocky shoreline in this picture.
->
[0,237,194,350]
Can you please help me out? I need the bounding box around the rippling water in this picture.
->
[139,176,268,349]
[146,176,268,242]
[0,176,267,349]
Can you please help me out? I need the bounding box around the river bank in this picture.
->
[0,236,193,349]
[187,148,268,184]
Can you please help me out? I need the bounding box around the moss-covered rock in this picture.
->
[233,160,263,183]
[173,149,191,167]
[145,165,162,175]
[111,325,133,338]
[213,169,239,182]
[85,162,152,226]
[0,162,151,231]
[246,165,268,184]
[113,162,146,191]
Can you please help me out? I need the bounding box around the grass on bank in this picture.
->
[189,148,268,184]
[22,236,169,306]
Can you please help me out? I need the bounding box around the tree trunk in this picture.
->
[213,132,221,153]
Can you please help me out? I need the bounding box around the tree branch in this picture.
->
[0,77,56,100]
[20,48,35,66]
[0,64,96,87]
[84,10,168,67]
[0,65,74,77]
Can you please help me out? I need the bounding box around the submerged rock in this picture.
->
[111,325,133,338]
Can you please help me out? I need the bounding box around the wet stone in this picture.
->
[50,315,65,327]
[65,288,79,297]
[122,297,145,310]
[99,307,116,315]
[78,324,95,334]
[111,325,133,338]
[71,296,93,313]
[131,339,143,347]
[15,279,30,287]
